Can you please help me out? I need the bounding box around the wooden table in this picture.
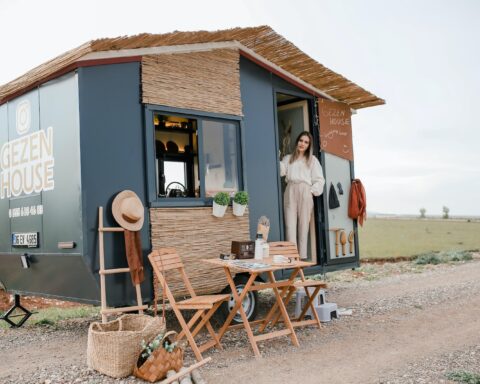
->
[203,257,314,357]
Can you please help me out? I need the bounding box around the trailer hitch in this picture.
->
[0,294,35,328]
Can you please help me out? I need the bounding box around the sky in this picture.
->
[0,0,478,216]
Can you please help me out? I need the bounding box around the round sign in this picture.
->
[16,100,31,135]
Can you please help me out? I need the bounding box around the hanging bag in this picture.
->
[328,182,340,209]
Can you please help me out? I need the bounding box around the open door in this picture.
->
[276,96,317,263]
[318,98,360,271]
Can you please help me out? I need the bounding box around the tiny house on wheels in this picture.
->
[0,26,384,321]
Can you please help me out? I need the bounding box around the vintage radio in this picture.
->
[231,241,255,259]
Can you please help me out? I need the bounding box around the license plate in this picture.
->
[12,232,39,248]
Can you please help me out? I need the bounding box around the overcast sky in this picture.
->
[1,0,478,216]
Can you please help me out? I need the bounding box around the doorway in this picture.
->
[276,94,317,263]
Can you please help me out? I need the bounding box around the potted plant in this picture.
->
[232,191,249,217]
[212,192,230,217]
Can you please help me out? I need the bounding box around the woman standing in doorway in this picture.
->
[280,132,325,259]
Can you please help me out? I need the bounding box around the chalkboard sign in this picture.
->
[318,99,353,161]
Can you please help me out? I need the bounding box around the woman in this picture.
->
[280,132,325,259]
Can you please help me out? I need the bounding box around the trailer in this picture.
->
[0,26,384,320]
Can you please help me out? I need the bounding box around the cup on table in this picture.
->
[272,255,290,264]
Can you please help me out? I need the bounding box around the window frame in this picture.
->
[144,105,243,207]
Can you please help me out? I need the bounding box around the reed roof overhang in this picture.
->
[0,26,385,109]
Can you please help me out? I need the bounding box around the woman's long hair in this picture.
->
[289,131,314,166]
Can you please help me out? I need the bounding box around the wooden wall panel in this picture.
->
[142,49,242,116]
[149,207,250,298]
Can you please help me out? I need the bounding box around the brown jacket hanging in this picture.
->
[124,230,145,285]
[348,179,367,226]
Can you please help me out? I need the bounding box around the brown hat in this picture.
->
[112,190,144,231]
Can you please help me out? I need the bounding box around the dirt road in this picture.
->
[1,258,479,383]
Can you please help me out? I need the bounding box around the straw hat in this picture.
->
[112,190,144,231]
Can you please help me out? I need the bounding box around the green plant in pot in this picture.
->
[233,191,249,217]
[212,191,230,217]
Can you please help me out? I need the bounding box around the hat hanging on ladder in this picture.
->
[112,190,145,231]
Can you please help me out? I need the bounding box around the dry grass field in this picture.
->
[358,218,480,259]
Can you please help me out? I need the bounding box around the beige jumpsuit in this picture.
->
[280,155,325,259]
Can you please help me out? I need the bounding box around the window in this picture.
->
[154,114,198,198]
[153,112,241,201]
[201,120,239,197]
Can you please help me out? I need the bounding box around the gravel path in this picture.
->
[378,344,480,384]
[1,257,479,383]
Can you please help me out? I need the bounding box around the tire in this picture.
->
[219,274,259,325]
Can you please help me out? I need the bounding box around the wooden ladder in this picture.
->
[98,206,148,322]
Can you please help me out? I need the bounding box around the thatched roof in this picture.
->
[0,26,384,109]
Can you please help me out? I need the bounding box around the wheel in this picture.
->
[219,274,259,324]
[165,181,186,197]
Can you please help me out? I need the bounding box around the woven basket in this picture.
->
[87,314,165,378]
[133,331,184,383]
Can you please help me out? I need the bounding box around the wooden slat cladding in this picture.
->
[142,49,242,116]
[1,26,384,109]
[149,207,250,297]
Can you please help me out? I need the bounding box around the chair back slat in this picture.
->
[148,248,197,298]
[151,257,184,269]
[151,253,180,262]
[269,241,300,260]
[149,249,183,272]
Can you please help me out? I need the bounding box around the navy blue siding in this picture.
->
[40,75,84,256]
[239,58,283,240]
[78,63,151,306]
[0,105,9,252]
[0,75,97,301]
[239,57,315,242]
[272,75,312,96]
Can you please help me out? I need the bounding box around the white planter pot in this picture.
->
[232,201,247,217]
[212,202,228,217]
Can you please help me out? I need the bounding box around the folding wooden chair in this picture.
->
[266,241,327,329]
[148,248,229,362]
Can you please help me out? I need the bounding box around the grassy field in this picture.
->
[358,218,480,259]
[0,306,99,329]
